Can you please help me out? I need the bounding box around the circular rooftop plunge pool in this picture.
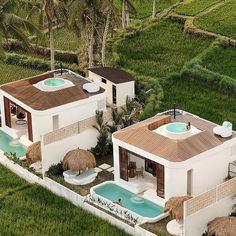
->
[34,77,74,92]
[44,78,66,87]
[165,122,191,139]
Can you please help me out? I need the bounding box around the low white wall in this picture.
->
[184,195,235,236]
[0,152,44,185]
[135,225,157,236]
[41,128,98,171]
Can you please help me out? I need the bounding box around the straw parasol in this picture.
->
[164,196,192,221]
[26,141,41,164]
[63,149,96,173]
[207,216,236,236]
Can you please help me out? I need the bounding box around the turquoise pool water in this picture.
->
[166,123,188,133]
[44,78,65,87]
[94,183,163,218]
[0,131,26,157]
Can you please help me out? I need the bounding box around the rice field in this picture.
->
[201,45,236,80]
[175,0,220,16]
[195,0,236,39]
[117,20,210,78]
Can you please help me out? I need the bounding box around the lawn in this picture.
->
[195,0,236,39]
[201,45,236,80]
[175,0,220,16]
[117,20,210,78]
[0,165,130,236]
[0,60,42,84]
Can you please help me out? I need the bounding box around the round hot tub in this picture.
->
[44,78,66,87]
[34,77,74,92]
[165,122,191,139]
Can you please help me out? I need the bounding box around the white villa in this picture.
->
[0,68,135,172]
[112,111,236,206]
[0,68,135,147]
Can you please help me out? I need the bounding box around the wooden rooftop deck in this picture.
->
[173,113,236,143]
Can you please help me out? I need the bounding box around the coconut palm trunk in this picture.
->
[101,8,112,66]
[88,7,95,68]
[125,1,129,27]
[122,0,126,29]
[48,19,55,71]
[152,0,157,18]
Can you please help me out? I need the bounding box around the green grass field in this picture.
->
[117,20,210,78]
[195,0,236,39]
[201,45,236,80]
[0,165,130,236]
[36,28,81,52]
[0,61,42,84]
[114,19,236,126]
[160,78,236,127]
[175,0,220,16]
[114,0,181,19]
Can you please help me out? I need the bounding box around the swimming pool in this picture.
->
[93,182,164,218]
[0,131,26,157]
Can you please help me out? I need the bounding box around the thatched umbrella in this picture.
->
[207,216,236,236]
[63,149,96,173]
[26,142,41,164]
[164,196,192,221]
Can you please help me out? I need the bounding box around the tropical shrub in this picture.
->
[46,162,64,177]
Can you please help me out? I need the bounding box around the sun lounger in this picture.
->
[213,121,232,138]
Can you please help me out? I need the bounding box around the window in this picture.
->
[101,78,107,84]
[187,169,193,196]
[112,85,117,104]
[53,115,59,130]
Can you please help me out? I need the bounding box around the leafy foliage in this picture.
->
[46,162,64,177]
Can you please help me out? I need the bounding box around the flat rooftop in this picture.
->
[0,70,105,111]
[114,112,236,162]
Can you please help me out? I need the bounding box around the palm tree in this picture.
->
[68,0,100,68]
[40,0,67,70]
[92,110,112,157]
[100,0,119,66]
[0,0,40,56]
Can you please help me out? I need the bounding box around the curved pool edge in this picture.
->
[90,180,167,223]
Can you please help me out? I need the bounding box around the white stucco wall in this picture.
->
[88,71,135,107]
[184,195,235,236]
[41,128,98,171]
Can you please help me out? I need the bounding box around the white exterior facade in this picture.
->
[88,71,135,107]
[112,113,236,207]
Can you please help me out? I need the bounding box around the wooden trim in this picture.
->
[119,147,128,181]
[3,97,11,128]
[156,163,165,198]
[27,111,33,142]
